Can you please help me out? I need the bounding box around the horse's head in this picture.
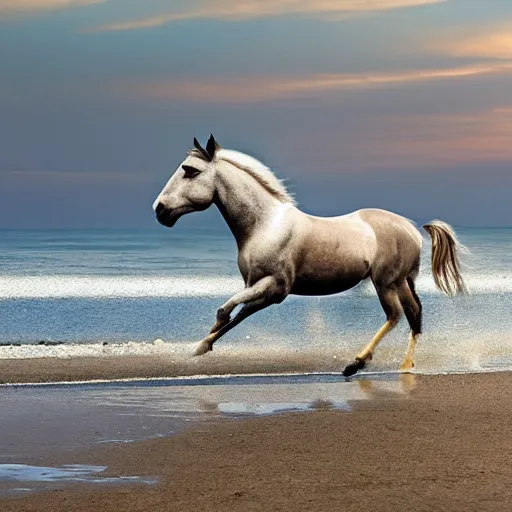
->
[153,135,219,227]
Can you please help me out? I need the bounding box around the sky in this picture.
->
[0,0,511,229]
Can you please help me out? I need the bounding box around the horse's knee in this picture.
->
[403,301,422,334]
[210,306,231,334]
[216,306,229,321]
[410,313,422,335]
[413,301,423,334]
[387,310,402,327]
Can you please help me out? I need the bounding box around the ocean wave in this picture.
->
[0,272,511,300]
[0,340,190,359]
[0,275,243,300]
[416,274,512,295]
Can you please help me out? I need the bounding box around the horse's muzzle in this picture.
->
[155,203,177,228]
[155,203,196,228]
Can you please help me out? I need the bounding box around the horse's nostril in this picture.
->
[155,202,166,216]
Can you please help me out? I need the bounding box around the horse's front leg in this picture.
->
[193,276,287,356]
[209,276,276,334]
[193,298,268,356]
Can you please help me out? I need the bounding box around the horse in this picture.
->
[153,135,467,376]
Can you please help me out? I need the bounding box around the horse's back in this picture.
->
[356,208,423,284]
[356,209,422,244]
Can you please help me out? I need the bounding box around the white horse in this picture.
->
[153,135,467,376]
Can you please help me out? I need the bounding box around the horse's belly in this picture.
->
[290,276,363,296]
[292,249,369,296]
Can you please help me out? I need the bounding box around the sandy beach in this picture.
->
[0,349,396,384]
[1,372,511,512]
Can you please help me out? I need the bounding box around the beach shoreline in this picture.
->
[2,372,511,511]
[2,341,510,385]
[0,351,408,385]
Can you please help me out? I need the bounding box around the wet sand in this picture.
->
[0,352,360,384]
[2,372,512,512]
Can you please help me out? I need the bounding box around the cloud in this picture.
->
[303,106,512,170]
[0,0,103,15]
[434,23,512,60]
[93,0,446,32]
[383,108,512,164]
[121,62,512,103]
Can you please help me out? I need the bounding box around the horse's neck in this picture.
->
[214,167,280,248]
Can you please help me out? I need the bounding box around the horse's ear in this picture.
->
[205,134,218,161]
[193,137,211,161]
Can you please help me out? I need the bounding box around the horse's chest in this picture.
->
[237,255,250,282]
[237,251,261,283]
[237,245,291,285]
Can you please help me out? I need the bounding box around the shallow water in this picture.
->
[0,464,157,497]
[0,373,414,461]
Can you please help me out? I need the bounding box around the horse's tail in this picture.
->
[423,220,468,297]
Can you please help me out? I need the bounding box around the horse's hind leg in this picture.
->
[398,277,422,371]
[342,284,403,377]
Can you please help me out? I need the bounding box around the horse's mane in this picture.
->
[188,147,296,205]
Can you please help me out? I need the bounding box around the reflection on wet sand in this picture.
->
[0,464,157,497]
[357,373,417,397]
[0,373,418,462]
[0,373,417,495]
[148,373,419,416]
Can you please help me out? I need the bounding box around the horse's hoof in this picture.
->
[399,359,415,371]
[193,341,212,356]
[342,359,366,377]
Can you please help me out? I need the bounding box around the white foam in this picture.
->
[0,275,243,300]
[0,340,195,360]
[313,273,512,297]
[416,274,512,294]
[0,272,511,300]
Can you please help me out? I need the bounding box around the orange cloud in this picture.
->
[121,62,512,103]
[305,107,512,170]
[386,109,512,164]
[434,24,512,60]
[93,0,446,32]
[0,0,103,15]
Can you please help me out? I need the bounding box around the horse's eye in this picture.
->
[182,165,201,178]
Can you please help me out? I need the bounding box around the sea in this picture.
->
[0,226,511,375]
